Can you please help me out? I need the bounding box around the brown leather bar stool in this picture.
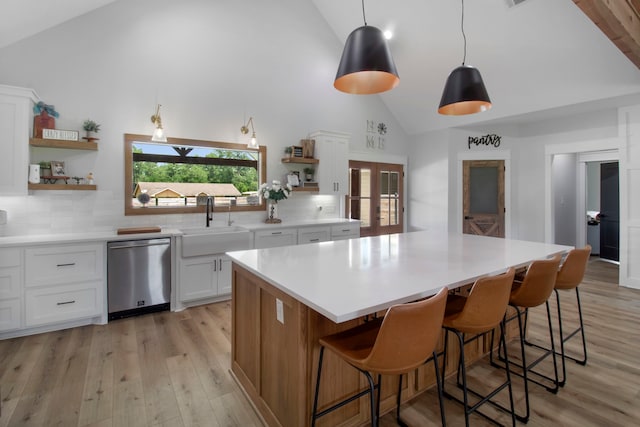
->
[491,254,562,423]
[526,245,591,386]
[311,287,448,427]
[441,268,516,427]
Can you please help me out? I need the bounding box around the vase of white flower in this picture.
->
[258,180,292,223]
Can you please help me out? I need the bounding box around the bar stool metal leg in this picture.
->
[442,324,516,427]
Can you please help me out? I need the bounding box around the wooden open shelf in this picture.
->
[28,183,97,191]
[30,138,98,151]
[291,186,319,192]
[281,157,318,164]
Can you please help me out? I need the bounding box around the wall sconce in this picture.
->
[240,116,258,149]
[150,104,167,142]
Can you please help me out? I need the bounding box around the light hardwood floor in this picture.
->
[1,258,637,426]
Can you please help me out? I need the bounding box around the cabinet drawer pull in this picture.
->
[341,229,350,232]
[56,262,76,267]
[57,300,76,305]
[271,231,282,235]
[310,238,320,242]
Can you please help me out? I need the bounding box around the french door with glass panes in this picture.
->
[347,161,404,237]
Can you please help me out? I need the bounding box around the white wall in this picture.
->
[406,129,449,232]
[0,0,411,235]
[586,162,600,211]
[408,108,622,242]
[552,153,577,246]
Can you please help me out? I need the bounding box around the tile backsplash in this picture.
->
[0,191,342,236]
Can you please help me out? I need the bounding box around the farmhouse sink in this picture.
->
[180,226,252,257]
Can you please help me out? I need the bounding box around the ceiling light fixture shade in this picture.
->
[150,104,167,142]
[334,1,399,94]
[438,0,491,115]
[240,116,258,149]
[438,65,491,115]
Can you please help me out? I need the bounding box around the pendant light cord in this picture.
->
[461,0,467,65]
[362,0,368,26]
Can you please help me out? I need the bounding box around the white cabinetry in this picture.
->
[0,248,22,331]
[298,226,330,245]
[254,228,297,249]
[0,85,37,195]
[330,223,361,240]
[179,254,232,302]
[24,243,103,327]
[311,130,349,196]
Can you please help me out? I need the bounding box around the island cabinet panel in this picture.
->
[232,263,424,427]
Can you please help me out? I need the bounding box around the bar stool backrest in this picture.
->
[363,287,448,375]
[510,255,562,307]
[446,268,516,334]
[555,245,591,290]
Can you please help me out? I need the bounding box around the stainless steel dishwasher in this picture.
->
[107,238,171,320]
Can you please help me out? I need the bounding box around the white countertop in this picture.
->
[0,218,358,247]
[227,231,572,323]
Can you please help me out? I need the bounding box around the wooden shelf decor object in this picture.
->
[29,138,98,151]
[291,186,319,193]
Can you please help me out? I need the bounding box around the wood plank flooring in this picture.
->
[1,257,637,426]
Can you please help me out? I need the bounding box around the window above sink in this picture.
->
[124,134,267,216]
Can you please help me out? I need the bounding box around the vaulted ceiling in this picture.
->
[2,0,640,135]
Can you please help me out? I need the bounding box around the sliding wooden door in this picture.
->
[347,161,403,237]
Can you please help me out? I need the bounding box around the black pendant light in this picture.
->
[334,0,399,94]
[438,0,491,115]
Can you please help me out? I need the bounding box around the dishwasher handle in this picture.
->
[108,238,170,250]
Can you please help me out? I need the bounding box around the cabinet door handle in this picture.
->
[213,260,217,272]
[336,182,339,192]
[56,262,76,267]
[219,259,222,271]
[57,300,76,305]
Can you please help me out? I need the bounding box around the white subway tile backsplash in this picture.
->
[0,192,342,237]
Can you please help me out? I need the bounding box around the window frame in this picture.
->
[124,133,267,216]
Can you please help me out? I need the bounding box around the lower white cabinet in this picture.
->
[0,247,22,332]
[24,242,104,327]
[25,282,102,327]
[298,226,331,245]
[254,228,297,249]
[179,254,232,302]
[0,298,21,331]
[331,223,361,240]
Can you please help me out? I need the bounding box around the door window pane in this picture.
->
[470,167,498,214]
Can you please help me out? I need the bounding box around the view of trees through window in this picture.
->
[132,142,260,207]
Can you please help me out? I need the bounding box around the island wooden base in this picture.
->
[231,263,517,427]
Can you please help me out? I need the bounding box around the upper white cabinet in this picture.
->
[0,85,37,195]
[311,130,349,196]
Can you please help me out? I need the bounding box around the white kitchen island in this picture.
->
[227,231,571,427]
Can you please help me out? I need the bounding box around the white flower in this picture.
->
[263,190,270,199]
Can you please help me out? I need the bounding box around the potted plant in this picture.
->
[39,161,51,177]
[82,119,101,141]
[303,167,315,182]
[284,146,293,158]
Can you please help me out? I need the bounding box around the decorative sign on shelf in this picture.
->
[468,133,501,150]
[42,128,80,141]
[366,119,387,150]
